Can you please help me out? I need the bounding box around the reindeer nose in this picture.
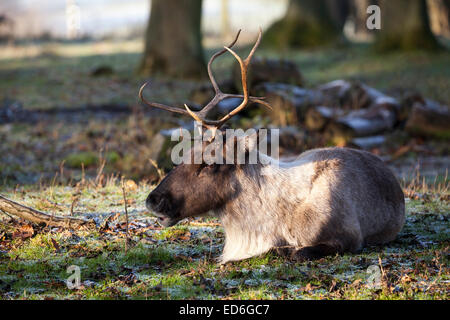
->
[146,192,161,211]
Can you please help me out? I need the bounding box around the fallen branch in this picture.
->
[0,194,96,229]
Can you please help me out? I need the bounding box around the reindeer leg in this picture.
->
[275,244,340,262]
[292,244,341,261]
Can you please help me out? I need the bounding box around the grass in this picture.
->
[0,178,448,300]
[0,39,449,111]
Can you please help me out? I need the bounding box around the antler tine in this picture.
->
[141,28,271,131]
[207,29,241,94]
[139,82,191,116]
[244,27,262,66]
[183,29,266,127]
[196,30,242,119]
[214,28,263,127]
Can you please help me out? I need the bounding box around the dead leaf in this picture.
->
[401,274,412,283]
[352,279,362,287]
[12,224,34,240]
[178,231,191,241]
[124,179,138,191]
[303,283,317,292]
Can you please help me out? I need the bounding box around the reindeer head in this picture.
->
[139,29,271,227]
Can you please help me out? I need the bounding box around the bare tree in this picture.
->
[138,0,206,79]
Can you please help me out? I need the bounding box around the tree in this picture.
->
[138,0,206,79]
[326,0,350,31]
[374,0,442,51]
[262,0,345,48]
[427,0,450,38]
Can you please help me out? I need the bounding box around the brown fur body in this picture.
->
[147,144,405,263]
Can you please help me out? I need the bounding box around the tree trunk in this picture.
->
[138,0,206,79]
[326,0,350,30]
[262,0,343,48]
[346,0,378,40]
[374,0,442,51]
[221,0,232,43]
[427,0,450,38]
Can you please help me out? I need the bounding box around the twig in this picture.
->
[59,160,66,184]
[70,195,79,216]
[149,159,164,183]
[378,255,387,287]
[95,158,107,187]
[121,180,129,253]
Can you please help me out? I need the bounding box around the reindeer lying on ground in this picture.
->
[139,30,405,263]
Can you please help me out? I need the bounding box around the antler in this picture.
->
[139,28,270,131]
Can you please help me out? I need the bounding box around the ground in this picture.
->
[0,39,449,299]
[0,182,448,300]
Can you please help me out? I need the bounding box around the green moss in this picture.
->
[8,234,58,260]
[105,151,120,164]
[118,244,174,266]
[262,18,339,49]
[65,151,99,168]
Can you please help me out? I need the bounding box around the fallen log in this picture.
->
[253,82,322,126]
[405,101,450,139]
[189,78,236,105]
[348,135,387,150]
[233,57,304,94]
[0,195,96,229]
[316,80,400,111]
[304,106,345,131]
[324,103,397,145]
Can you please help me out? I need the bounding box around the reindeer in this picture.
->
[139,30,405,263]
